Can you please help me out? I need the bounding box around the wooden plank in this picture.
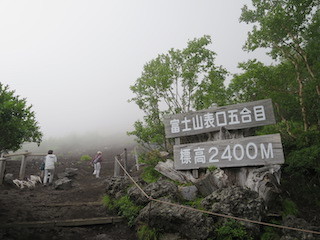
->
[3,152,31,158]
[114,156,120,177]
[29,153,47,157]
[124,148,128,172]
[19,154,28,179]
[134,147,140,171]
[56,216,123,227]
[45,201,102,207]
[173,134,284,170]
[164,99,276,138]
[2,217,124,228]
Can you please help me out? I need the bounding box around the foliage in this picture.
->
[261,226,281,240]
[102,195,115,210]
[239,0,320,130]
[114,195,143,227]
[141,166,161,184]
[233,2,320,219]
[281,199,299,217]
[207,165,217,172]
[128,118,167,152]
[129,35,228,151]
[0,83,42,153]
[139,150,163,183]
[103,194,142,227]
[137,225,160,240]
[228,60,300,123]
[80,154,92,162]
[215,220,253,240]
[184,197,204,210]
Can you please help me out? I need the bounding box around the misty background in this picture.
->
[0,0,273,154]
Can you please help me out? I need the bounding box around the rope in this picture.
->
[113,156,320,236]
[114,156,149,199]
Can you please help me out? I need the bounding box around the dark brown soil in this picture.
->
[0,155,138,240]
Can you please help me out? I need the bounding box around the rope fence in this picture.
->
[114,152,320,236]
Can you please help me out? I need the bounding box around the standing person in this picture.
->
[91,151,102,178]
[43,150,57,185]
[39,156,45,179]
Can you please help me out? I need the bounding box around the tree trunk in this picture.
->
[294,64,309,131]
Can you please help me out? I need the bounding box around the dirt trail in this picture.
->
[0,157,137,240]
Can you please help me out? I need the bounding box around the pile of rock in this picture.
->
[54,168,78,190]
[104,158,320,240]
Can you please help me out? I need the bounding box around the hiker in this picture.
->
[39,156,45,179]
[91,151,102,178]
[43,150,58,185]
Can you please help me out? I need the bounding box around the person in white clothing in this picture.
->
[43,150,57,185]
[91,151,102,178]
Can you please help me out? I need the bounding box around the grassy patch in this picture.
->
[215,220,253,240]
[207,165,217,172]
[103,194,143,226]
[102,195,115,210]
[184,197,204,210]
[282,198,299,217]
[114,195,143,226]
[137,225,160,240]
[80,154,92,162]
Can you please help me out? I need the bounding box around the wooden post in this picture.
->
[134,147,139,171]
[114,155,120,177]
[192,169,199,179]
[19,151,29,180]
[0,154,6,185]
[124,148,128,172]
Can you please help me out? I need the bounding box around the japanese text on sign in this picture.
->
[173,134,284,170]
[164,99,275,138]
[170,106,265,133]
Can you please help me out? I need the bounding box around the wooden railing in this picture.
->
[0,151,46,185]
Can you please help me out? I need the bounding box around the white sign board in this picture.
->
[173,134,284,170]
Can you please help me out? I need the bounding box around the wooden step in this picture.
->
[2,216,124,228]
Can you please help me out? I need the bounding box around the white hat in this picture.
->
[97,151,102,154]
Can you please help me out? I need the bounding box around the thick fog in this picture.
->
[0,0,272,143]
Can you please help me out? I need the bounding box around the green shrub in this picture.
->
[141,166,161,183]
[282,199,298,217]
[102,195,115,210]
[184,197,204,210]
[137,225,160,240]
[261,226,281,240]
[114,195,143,226]
[139,150,163,183]
[207,165,217,172]
[80,154,92,162]
[215,220,253,240]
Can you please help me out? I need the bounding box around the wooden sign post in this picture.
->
[163,99,284,172]
[164,99,276,138]
[174,134,284,170]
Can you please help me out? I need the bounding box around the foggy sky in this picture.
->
[0,0,272,139]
